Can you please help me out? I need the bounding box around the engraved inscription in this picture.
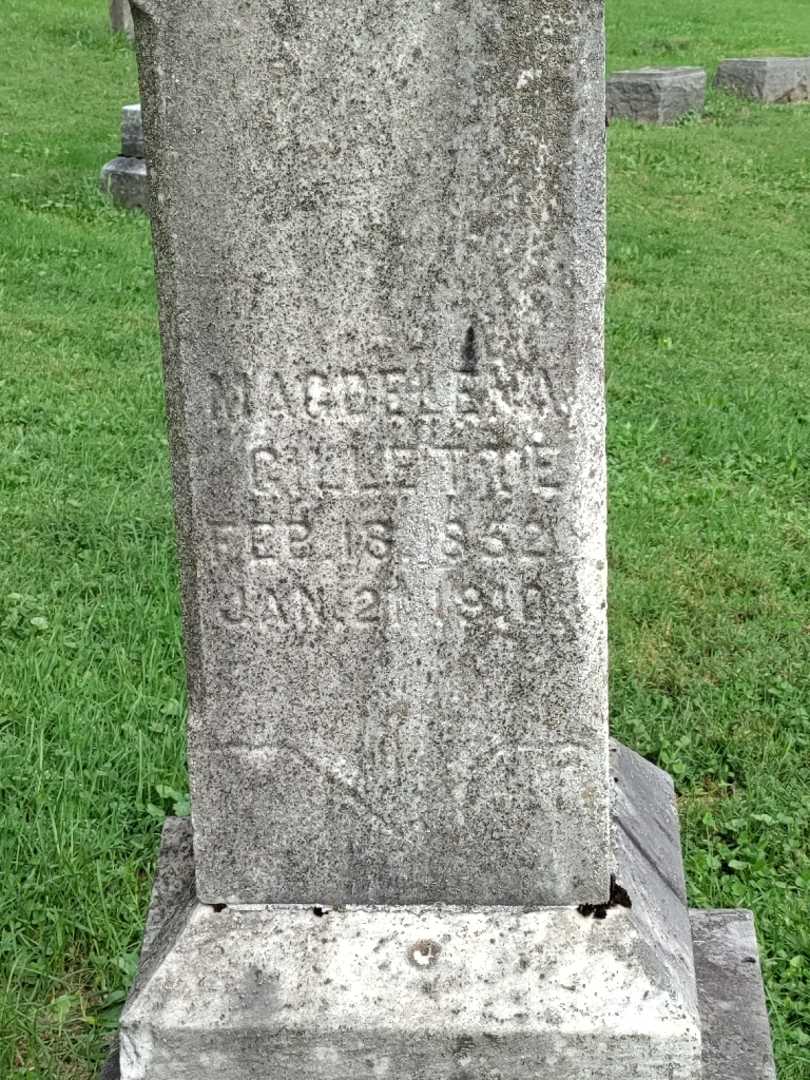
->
[202,358,576,640]
[209,371,251,422]
[341,520,395,562]
[207,577,573,639]
[206,364,572,426]
[249,517,313,561]
[248,443,559,500]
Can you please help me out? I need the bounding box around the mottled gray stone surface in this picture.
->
[121,104,143,158]
[607,67,707,124]
[118,748,704,1080]
[692,909,777,1080]
[715,57,810,103]
[99,157,148,211]
[110,0,134,39]
[112,879,780,1080]
[134,0,609,908]
[107,904,779,1080]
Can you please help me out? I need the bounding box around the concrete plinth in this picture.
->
[607,67,707,124]
[99,157,148,212]
[105,906,776,1080]
[117,745,714,1080]
[715,57,810,103]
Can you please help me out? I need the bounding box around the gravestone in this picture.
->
[109,0,134,40]
[136,0,611,913]
[108,2,776,1078]
[121,104,144,158]
[715,57,810,103]
[99,104,147,211]
[607,67,707,124]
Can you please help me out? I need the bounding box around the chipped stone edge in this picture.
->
[100,1042,121,1080]
[128,0,160,20]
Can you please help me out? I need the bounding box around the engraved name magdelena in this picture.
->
[207,364,572,425]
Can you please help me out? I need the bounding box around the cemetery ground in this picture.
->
[0,0,808,1076]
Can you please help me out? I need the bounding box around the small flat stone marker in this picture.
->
[106,3,776,1078]
[99,104,147,212]
[607,67,707,124]
[121,104,143,158]
[99,157,147,211]
[109,0,134,40]
[715,57,810,103]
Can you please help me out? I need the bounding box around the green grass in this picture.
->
[0,0,808,1076]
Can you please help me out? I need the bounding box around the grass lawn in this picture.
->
[0,0,808,1076]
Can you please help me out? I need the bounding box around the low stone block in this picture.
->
[112,763,777,1080]
[109,0,134,40]
[715,57,810,103]
[607,67,707,124]
[692,909,777,1080]
[99,157,148,212]
[121,105,143,159]
[118,746,706,1080]
[105,907,779,1080]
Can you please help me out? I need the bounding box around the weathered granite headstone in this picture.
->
[607,67,707,124]
[137,0,611,912]
[715,57,810,103]
[109,0,134,40]
[99,104,147,211]
[109,2,776,1078]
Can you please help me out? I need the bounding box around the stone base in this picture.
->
[99,157,148,212]
[715,57,810,103]
[691,910,776,1080]
[607,67,707,124]
[103,909,775,1080]
[111,746,774,1079]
